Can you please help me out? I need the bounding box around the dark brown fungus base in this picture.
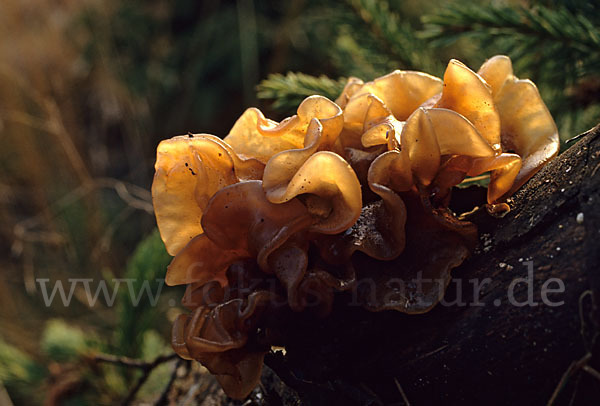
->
[352,191,477,314]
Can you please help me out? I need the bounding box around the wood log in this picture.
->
[260,125,600,405]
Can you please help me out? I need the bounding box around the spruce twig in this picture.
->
[92,352,178,405]
[257,72,346,113]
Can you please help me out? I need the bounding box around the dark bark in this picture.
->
[260,125,600,405]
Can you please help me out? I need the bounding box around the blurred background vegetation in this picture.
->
[0,0,597,404]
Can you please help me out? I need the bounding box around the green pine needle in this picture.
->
[257,72,347,114]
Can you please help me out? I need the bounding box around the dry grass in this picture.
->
[0,0,157,362]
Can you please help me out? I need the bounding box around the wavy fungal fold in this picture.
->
[151,55,558,399]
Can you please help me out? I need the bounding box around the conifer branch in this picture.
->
[257,72,346,113]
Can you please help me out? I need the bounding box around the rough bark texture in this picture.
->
[168,125,600,405]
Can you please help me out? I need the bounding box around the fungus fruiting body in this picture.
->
[151,55,559,399]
